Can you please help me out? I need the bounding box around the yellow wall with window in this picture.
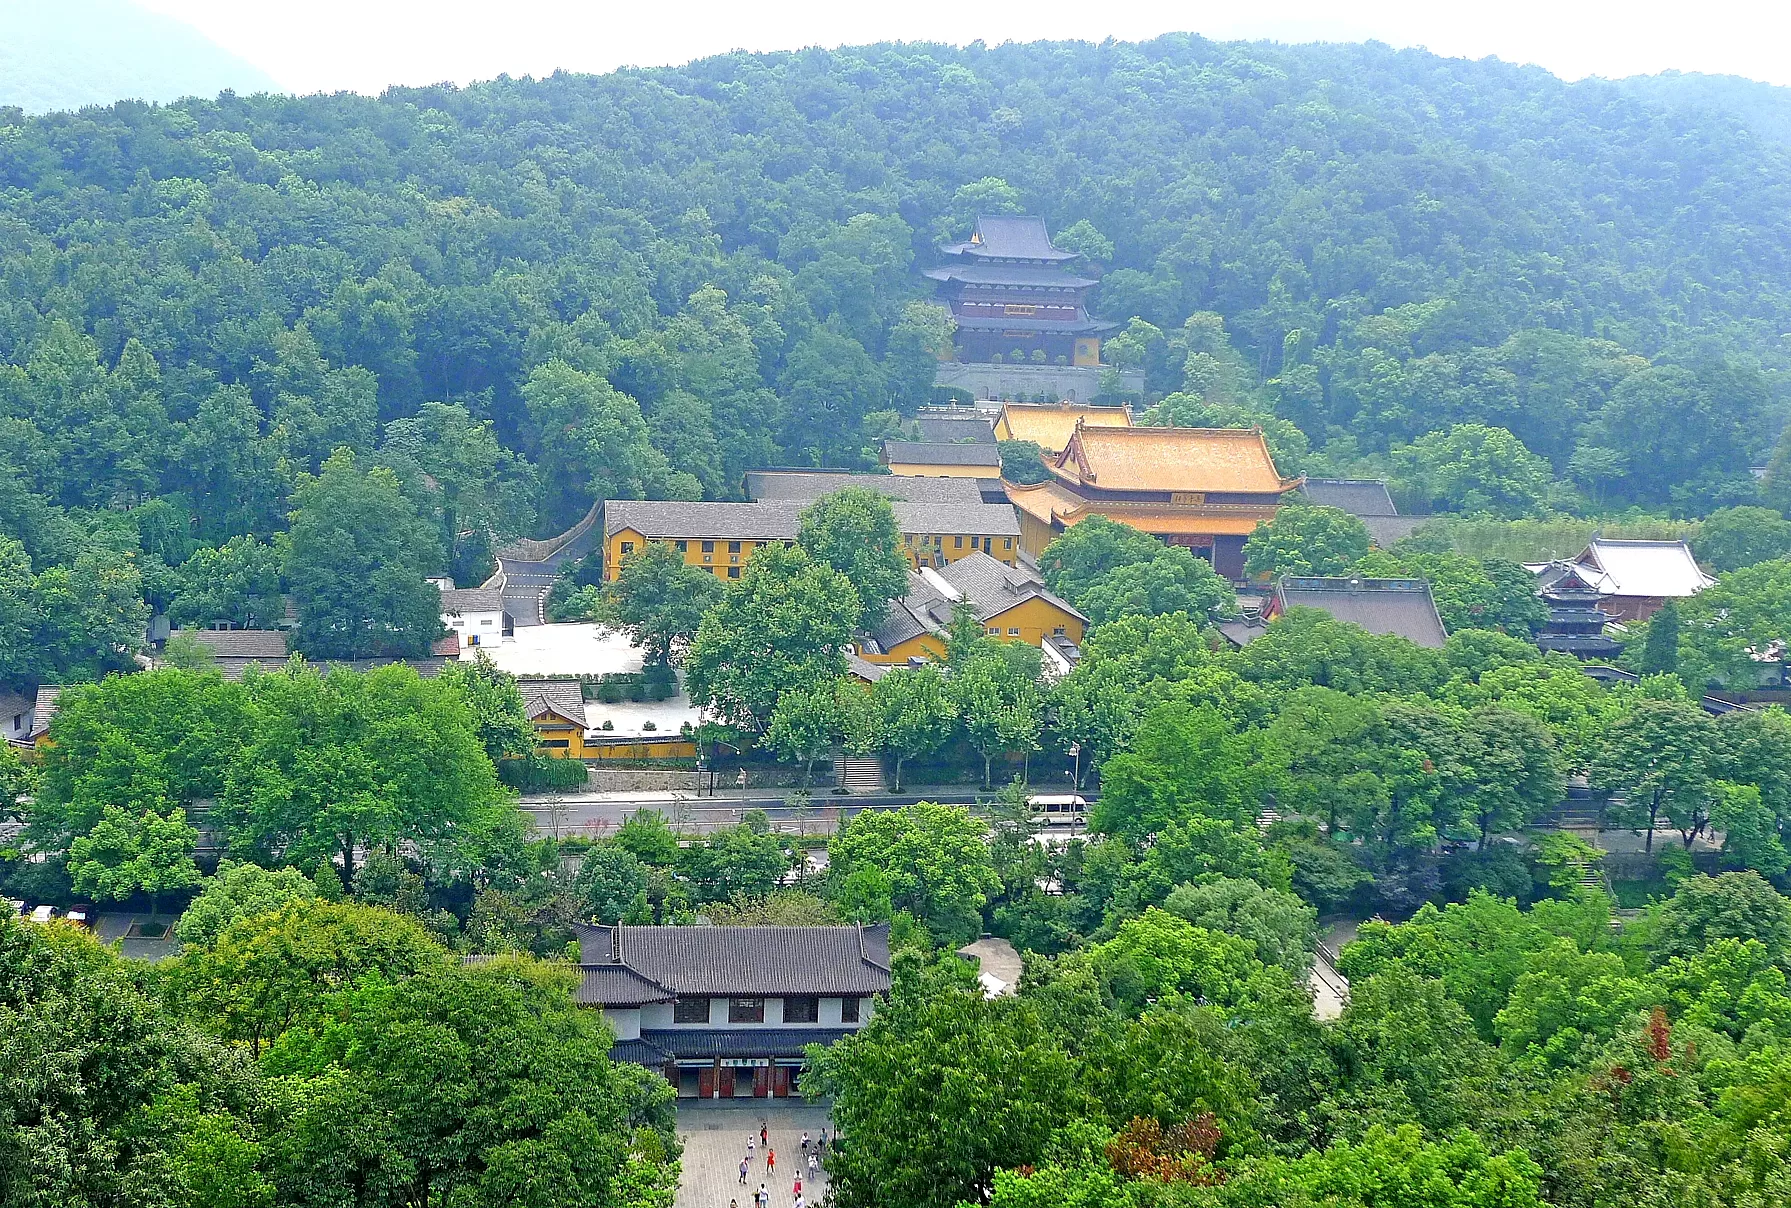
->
[604,527,776,583]
[607,526,1019,577]
[979,596,1086,647]
[859,595,1083,666]
[530,713,698,761]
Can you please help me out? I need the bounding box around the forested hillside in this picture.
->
[4,35,1791,684]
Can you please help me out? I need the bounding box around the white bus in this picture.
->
[1028,794,1087,827]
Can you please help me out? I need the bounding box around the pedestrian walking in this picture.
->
[746,1135,755,1157]
[738,1157,748,1185]
[793,1174,803,1199]
[767,1147,775,1174]
[793,1195,804,1208]
[808,1152,819,1177]
[800,1130,810,1153]
[756,1185,768,1208]
[760,1122,769,1149]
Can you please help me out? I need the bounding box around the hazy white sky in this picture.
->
[139,0,1791,95]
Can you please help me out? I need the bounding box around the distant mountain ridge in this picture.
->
[1616,69,1791,148]
[0,0,279,114]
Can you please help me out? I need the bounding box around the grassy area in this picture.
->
[1409,515,1700,563]
[1612,877,1674,909]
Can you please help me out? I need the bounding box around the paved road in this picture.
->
[519,789,998,839]
[497,519,602,627]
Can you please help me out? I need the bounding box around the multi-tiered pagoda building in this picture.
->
[926,216,1116,367]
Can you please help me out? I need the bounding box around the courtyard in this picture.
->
[674,1099,833,1208]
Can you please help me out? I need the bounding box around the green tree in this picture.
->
[1673,558,1791,688]
[521,359,670,529]
[435,654,534,763]
[871,664,957,790]
[1391,423,1555,518]
[162,897,447,1052]
[169,536,285,629]
[1093,703,1268,841]
[807,962,1080,1208]
[998,440,1051,485]
[1242,505,1372,578]
[212,662,514,888]
[574,844,652,923]
[1073,546,1235,626]
[1638,598,1681,674]
[1651,871,1791,965]
[951,645,1045,789]
[685,544,859,734]
[680,820,793,904]
[259,958,677,1208]
[1039,516,1174,603]
[1456,705,1564,845]
[1051,659,1139,789]
[282,449,446,660]
[830,803,1000,940]
[764,677,850,784]
[1590,698,1717,853]
[798,487,910,631]
[1693,506,1791,573]
[173,860,321,950]
[66,805,202,918]
[609,539,724,664]
[1162,876,1319,975]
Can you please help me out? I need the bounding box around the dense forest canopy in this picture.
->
[4,34,1791,683]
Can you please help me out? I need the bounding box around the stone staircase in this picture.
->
[833,756,887,795]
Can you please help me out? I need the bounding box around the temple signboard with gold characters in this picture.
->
[1006,423,1304,579]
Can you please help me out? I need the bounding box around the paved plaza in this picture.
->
[675,1100,833,1208]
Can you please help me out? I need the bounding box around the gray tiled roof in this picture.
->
[942,216,1079,262]
[938,551,1086,625]
[949,315,1118,334]
[865,553,1081,651]
[27,685,61,739]
[1362,516,1426,549]
[846,654,890,683]
[604,500,806,540]
[577,923,892,998]
[641,1027,856,1059]
[209,656,449,682]
[188,629,289,658]
[743,471,987,507]
[578,964,675,1007]
[1299,478,1398,516]
[606,498,1018,541]
[440,587,507,614]
[882,440,1002,468]
[1275,577,1449,648]
[518,677,586,723]
[609,1037,673,1065]
[914,413,997,444]
[921,264,1097,288]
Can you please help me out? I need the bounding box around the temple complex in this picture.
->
[1007,423,1303,579]
[927,216,1116,366]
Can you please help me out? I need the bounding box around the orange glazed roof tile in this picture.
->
[1003,481,1276,536]
[1052,425,1300,495]
[996,403,1132,453]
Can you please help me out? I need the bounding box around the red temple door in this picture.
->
[753,1065,770,1097]
[718,1067,735,1098]
[698,1066,716,1099]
